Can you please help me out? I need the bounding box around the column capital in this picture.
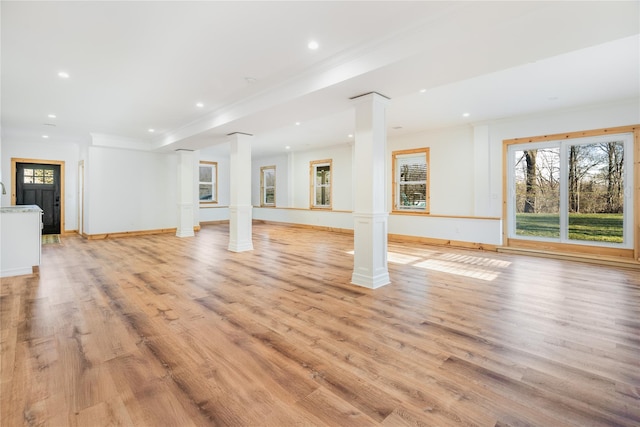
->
[227,132,253,137]
[349,91,391,106]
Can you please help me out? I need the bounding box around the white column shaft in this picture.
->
[176,150,195,238]
[228,133,254,252]
[350,92,390,288]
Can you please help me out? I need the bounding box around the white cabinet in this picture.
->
[1,205,43,277]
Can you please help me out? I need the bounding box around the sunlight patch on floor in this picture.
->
[414,259,499,281]
[388,252,421,265]
[438,253,511,268]
[345,248,509,281]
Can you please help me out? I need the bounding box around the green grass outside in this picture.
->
[515,213,623,243]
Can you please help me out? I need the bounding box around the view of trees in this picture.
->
[515,141,625,215]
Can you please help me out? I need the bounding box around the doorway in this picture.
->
[502,125,637,260]
[12,158,65,235]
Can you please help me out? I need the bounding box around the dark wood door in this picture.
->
[16,163,61,235]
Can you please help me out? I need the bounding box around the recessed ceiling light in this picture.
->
[419,89,426,93]
[308,40,319,50]
[462,112,470,118]
[392,126,403,130]
[348,134,353,138]
[47,114,56,119]
[196,102,204,108]
[148,128,155,133]
[295,122,301,126]
[42,135,49,139]
[285,146,291,150]
[57,71,70,79]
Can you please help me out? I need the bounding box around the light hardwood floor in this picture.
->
[1,223,639,426]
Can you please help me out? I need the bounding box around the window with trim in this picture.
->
[199,161,217,204]
[260,165,276,207]
[393,148,429,213]
[310,159,332,209]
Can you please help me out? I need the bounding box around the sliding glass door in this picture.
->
[507,133,633,248]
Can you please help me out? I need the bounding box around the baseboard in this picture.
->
[388,233,498,251]
[252,219,353,235]
[85,228,177,240]
[82,225,207,240]
[199,220,230,226]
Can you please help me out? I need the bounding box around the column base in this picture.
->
[351,271,390,289]
[228,241,254,252]
[176,202,195,238]
[351,212,390,289]
[176,229,195,238]
[228,205,253,252]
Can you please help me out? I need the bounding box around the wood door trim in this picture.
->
[502,125,640,261]
[11,158,65,235]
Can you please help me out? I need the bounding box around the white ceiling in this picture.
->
[2,1,639,158]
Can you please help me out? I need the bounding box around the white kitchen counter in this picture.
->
[1,205,43,277]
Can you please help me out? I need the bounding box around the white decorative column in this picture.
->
[176,149,195,238]
[228,132,254,252]
[350,92,390,288]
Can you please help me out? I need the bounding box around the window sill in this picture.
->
[392,210,430,216]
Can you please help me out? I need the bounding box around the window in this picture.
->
[393,148,429,213]
[260,165,276,207]
[23,168,55,184]
[507,132,633,248]
[199,161,217,203]
[310,159,332,209]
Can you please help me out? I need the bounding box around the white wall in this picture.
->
[289,144,353,210]
[386,125,501,245]
[388,126,475,216]
[251,144,355,232]
[85,146,178,234]
[1,138,80,231]
[253,207,353,230]
[251,154,289,207]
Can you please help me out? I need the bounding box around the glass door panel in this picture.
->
[514,148,561,239]
[567,141,624,243]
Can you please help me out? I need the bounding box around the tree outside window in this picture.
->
[310,159,332,209]
[393,148,429,213]
[260,165,276,207]
[199,161,217,204]
[511,135,631,245]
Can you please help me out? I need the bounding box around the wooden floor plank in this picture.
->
[2,222,639,426]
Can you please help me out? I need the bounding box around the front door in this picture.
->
[16,163,61,235]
